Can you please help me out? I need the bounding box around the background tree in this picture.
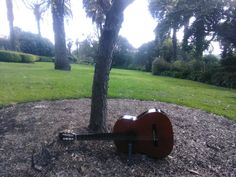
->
[51,0,71,71]
[75,38,79,58]
[149,0,180,59]
[148,0,236,88]
[112,36,135,69]
[74,38,98,64]
[6,0,16,50]
[136,41,157,71]
[89,0,134,132]
[216,1,236,57]
[149,0,229,60]
[184,0,229,59]
[16,29,54,56]
[23,0,50,36]
[83,0,112,37]
[67,39,73,55]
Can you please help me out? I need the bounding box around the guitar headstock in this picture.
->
[59,132,76,141]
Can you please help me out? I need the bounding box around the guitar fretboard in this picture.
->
[59,132,137,141]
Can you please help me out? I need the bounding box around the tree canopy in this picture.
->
[23,0,50,36]
[149,0,236,59]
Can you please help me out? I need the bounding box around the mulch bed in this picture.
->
[0,99,235,177]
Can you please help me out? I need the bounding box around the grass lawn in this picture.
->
[0,62,235,120]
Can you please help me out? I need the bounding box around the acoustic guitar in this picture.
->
[59,108,174,159]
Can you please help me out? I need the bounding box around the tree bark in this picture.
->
[36,17,41,36]
[34,6,41,36]
[182,17,190,52]
[52,0,71,71]
[6,0,16,51]
[195,18,205,60]
[172,26,177,60]
[89,0,134,132]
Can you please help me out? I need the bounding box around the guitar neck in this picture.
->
[59,132,136,141]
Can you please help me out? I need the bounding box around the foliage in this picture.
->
[0,50,21,62]
[73,39,98,64]
[152,57,171,75]
[159,38,174,62]
[221,56,236,72]
[148,0,236,87]
[20,53,39,63]
[149,0,235,59]
[0,50,39,63]
[112,36,135,69]
[211,72,236,88]
[151,54,236,88]
[73,36,137,68]
[216,1,236,57]
[16,30,54,57]
[38,56,54,62]
[170,60,190,78]
[83,0,112,35]
[23,0,50,36]
[0,62,235,120]
[0,38,10,50]
[135,41,157,72]
[172,60,188,72]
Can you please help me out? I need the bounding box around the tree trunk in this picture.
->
[52,0,71,71]
[182,17,190,60]
[34,5,42,36]
[89,0,134,132]
[6,0,16,51]
[36,18,41,36]
[172,26,177,60]
[35,12,41,36]
[195,18,205,60]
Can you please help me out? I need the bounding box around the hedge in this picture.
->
[0,50,21,62]
[38,56,54,62]
[0,50,39,63]
[152,57,236,88]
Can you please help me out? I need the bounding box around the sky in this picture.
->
[0,0,221,54]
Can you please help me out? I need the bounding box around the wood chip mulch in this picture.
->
[0,99,235,177]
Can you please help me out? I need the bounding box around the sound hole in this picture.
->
[152,124,158,146]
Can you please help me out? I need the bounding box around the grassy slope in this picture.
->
[0,62,235,120]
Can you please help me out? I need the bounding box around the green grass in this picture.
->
[0,62,236,120]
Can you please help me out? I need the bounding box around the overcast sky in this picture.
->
[0,0,220,54]
[0,0,156,47]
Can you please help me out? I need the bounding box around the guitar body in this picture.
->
[113,109,174,158]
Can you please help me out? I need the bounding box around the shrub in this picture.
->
[0,50,39,63]
[68,55,77,63]
[127,64,146,71]
[38,56,54,62]
[20,53,39,63]
[17,31,54,57]
[0,38,9,50]
[203,54,219,65]
[211,72,236,88]
[152,57,171,75]
[150,55,235,88]
[0,50,22,62]
[221,56,236,72]
[199,71,213,83]
[172,60,185,71]
[187,59,203,72]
